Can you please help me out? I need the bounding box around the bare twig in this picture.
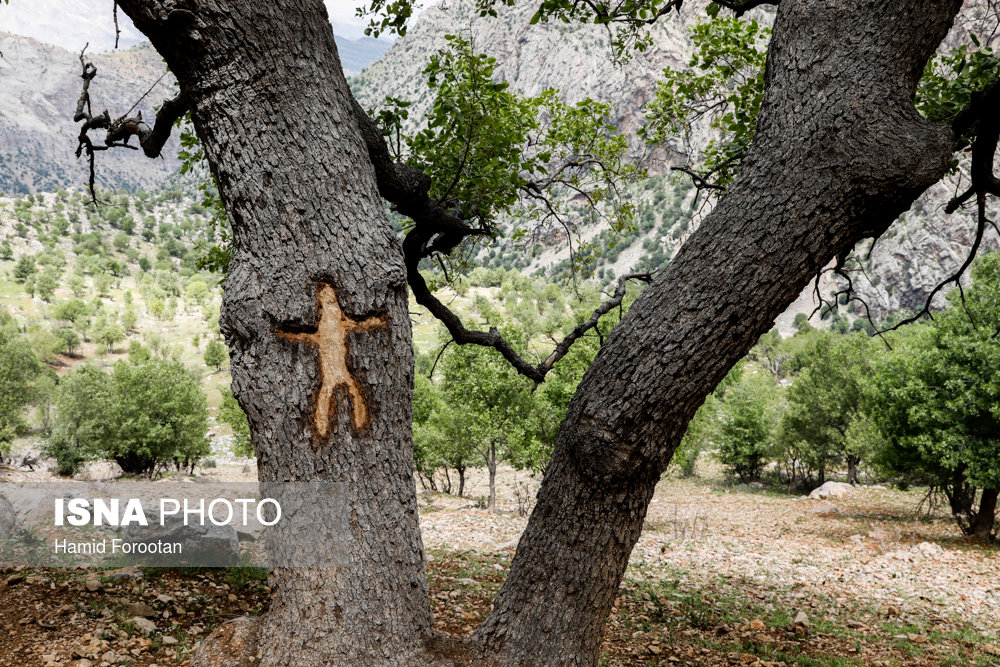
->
[73,47,188,204]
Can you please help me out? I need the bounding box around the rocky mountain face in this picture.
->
[353,0,999,326]
[0,35,180,195]
[351,0,706,147]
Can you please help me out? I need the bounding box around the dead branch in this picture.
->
[73,47,187,204]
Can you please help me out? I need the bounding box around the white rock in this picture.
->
[809,481,854,500]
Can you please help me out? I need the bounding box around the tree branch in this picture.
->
[73,47,188,203]
[542,272,652,371]
[351,93,656,382]
[714,0,778,16]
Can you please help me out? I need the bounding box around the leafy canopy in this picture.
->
[46,358,209,476]
[374,34,639,249]
[640,16,768,188]
[866,252,1000,496]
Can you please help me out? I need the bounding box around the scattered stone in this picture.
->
[807,502,841,517]
[123,513,239,566]
[105,568,143,582]
[809,481,854,500]
[101,650,117,663]
[161,636,178,646]
[155,593,174,604]
[83,578,102,593]
[648,643,662,655]
[127,602,157,617]
[131,616,157,633]
[5,573,24,586]
[885,605,900,617]
[846,620,864,629]
[750,618,767,631]
[791,611,810,636]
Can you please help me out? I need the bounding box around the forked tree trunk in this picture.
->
[117,0,963,665]
[473,0,961,663]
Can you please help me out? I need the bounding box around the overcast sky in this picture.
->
[0,1,430,52]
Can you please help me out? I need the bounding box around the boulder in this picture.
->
[809,481,854,500]
[912,541,945,558]
[131,616,157,634]
[73,461,123,482]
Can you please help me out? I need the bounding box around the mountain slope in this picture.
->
[0,35,179,195]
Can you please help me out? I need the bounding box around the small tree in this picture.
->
[438,325,546,512]
[98,322,125,354]
[12,255,35,283]
[121,306,138,333]
[186,277,210,309]
[867,253,1000,541]
[53,298,89,325]
[777,331,872,486]
[48,359,209,476]
[204,339,227,371]
[0,331,44,456]
[714,370,780,483]
[219,386,253,458]
[53,326,81,356]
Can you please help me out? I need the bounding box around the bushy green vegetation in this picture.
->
[1,184,996,541]
[679,252,1000,541]
[44,358,209,476]
[0,188,226,473]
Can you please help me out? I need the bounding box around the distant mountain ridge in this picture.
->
[0,35,180,195]
[0,25,387,196]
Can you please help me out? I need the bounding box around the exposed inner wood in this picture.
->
[276,284,388,437]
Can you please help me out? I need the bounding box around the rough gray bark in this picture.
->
[473,0,962,663]
[114,0,966,665]
[116,1,436,664]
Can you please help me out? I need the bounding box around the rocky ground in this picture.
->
[1,459,998,666]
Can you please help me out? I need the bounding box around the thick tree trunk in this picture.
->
[118,1,436,664]
[970,488,998,542]
[118,0,963,664]
[473,0,960,663]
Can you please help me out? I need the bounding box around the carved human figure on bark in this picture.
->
[276,284,388,438]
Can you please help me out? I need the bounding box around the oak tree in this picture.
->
[64,0,1000,663]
